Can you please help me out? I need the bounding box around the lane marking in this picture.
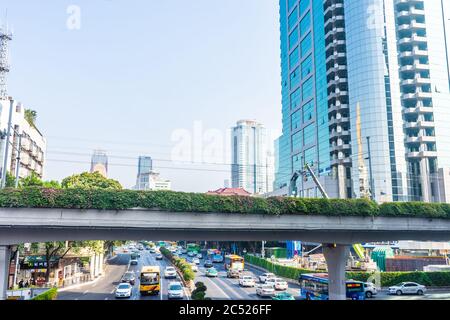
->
[83,290,88,295]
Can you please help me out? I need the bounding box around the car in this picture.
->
[259,273,276,283]
[164,267,177,279]
[133,251,141,258]
[273,278,288,291]
[205,267,219,277]
[155,254,163,260]
[190,264,198,272]
[227,269,241,278]
[121,271,136,285]
[196,253,203,259]
[388,282,426,296]
[256,284,275,297]
[181,249,187,254]
[187,251,195,257]
[115,283,133,299]
[272,292,295,300]
[130,259,138,266]
[239,275,256,287]
[363,282,378,298]
[204,260,213,268]
[149,248,156,253]
[168,282,184,299]
[192,258,200,265]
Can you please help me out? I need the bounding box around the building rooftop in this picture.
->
[206,188,252,196]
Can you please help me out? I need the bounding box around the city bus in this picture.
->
[299,273,365,300]
[139,266,161,295]
[225,255,245,271]
[187,243,201,253]
[207,249,224,263]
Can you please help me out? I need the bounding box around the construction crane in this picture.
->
[289,162,366,261]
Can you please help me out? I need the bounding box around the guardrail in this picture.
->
[6,287,52,300]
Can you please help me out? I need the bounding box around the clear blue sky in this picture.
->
[2,0,281,192]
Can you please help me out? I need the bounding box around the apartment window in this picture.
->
[300,11,310,36]
[304,146,316,166]
[290,67,300,89]
[303,124,315,146]
[302,100,314,122]
[299,0,309,15]
[288,7,298,32]
[291,109,302,130]
[301,54,312,78]
[290,88,301,109]
[300,32,312,57]
[289,46,300,69]
[289,26,299,49]
[292,131,303,152]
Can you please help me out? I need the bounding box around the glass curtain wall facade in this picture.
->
[276,0,450,203]
[231,120,270,194]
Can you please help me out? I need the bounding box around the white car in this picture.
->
[363,282,378,298]
[168,281,184,299]
[265,277,279,288]
[164,266,177,279]
[388,282,427,296]
[259,273,276,283]
[256,284,275,297]
[115,283,133,299]
[190,264,198,272]
[239,275,256,287]
[192,258,200,265]
[196,253,203,259]
[273,278,288,291]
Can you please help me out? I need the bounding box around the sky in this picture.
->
[1,0,282,192]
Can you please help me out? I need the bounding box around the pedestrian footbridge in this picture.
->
[1,207,450,300]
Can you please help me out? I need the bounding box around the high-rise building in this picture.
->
[134,156,171,191]
[90,150,108,178]
[231,120,274,194]
[275,0,450,203]
[0,99,46,180]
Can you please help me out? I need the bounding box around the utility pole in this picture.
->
[0,99,13,188]
[14,134,22,188]
[366,136,375,201]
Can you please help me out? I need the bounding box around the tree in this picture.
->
[18,172,61,189]
[61,172,122,190]
[24,109,37,128]
[5,172,16,188]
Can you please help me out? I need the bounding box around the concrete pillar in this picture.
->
[98,253,104,276]
[323,244,350,300]
[89,254,95,279]
[0,246,11,300]
[95,253,100,277]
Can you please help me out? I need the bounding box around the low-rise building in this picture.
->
[206,188,252,197]
[0,98,46,180]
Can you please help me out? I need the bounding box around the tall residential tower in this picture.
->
[231,120,273,194]
[276,0,450,203]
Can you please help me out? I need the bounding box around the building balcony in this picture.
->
[325,27,346,41]
[328,103,349,113]
[404,120,435,129]
[405,136,436,144]
[402,91,432,100]
[331,157,352,167]
[326,52,346,64]
[329,117,350,126]
[331,144,351,153]
[406,150,438,159]
[325,39,346,52]
[402,106,434,115]
[329,130,350,140]
[324,2,344,16]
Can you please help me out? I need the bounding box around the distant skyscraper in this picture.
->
[134,156,171,191]
[90,150,108,177]
[138,156,152,175]
[276,0,450,203]
[231,120,274,194]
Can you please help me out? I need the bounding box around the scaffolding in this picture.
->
[0,20,12,99]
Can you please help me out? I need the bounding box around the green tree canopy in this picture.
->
[24,109,37,128]
[18,172,60,189]
[61,172,122,190]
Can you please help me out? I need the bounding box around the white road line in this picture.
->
[201,274,231,299]
[104,297,108,300]
[83,290,88,295]
[110,289,115,294]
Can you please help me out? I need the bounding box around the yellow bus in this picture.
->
[225,255,245,271]
[139,266,161,295]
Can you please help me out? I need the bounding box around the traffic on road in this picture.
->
[57,242,448,301]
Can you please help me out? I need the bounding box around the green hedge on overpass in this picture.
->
[1,187,450,219]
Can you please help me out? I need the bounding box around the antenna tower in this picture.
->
[0,20,12,100]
